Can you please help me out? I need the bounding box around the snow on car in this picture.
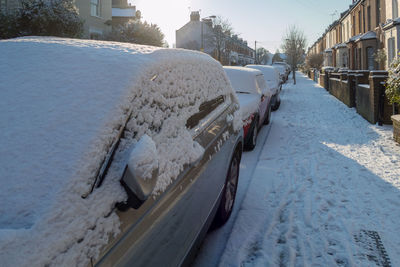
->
[246,64,282,111]
[224,66,271,150]
[0,37,243,266]
[272,63,289,83]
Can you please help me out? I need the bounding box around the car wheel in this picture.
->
[245,119,258,150]
[212,149,240,227]
[272,95,281,111]
[263,104,271,125]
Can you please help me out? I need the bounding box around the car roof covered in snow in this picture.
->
[224,66,265,95]
[0,36,235,266]
[246,65,280,91]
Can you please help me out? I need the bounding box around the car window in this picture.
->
[255,75,266,94]
[186,95,225,129]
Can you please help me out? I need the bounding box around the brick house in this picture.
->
[309,0,386,71]
[383,0,400,69]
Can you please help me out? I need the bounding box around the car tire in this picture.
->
[272,95,281,111]
[245,119,258,150]
[263,104,271,125]
[212,148,240,228]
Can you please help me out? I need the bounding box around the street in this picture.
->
[194,72,400,267]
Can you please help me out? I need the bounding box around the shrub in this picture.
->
[386,56,400,105]
[107,20,165,47]
[0,0,83,39]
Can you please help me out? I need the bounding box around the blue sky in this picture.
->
[129,0,352,52]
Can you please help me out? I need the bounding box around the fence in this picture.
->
[316,69,395,125]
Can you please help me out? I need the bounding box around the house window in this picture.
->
[91,0,100,17]
[358,10,361,33]
[0,0,6,13]
[343,51,348,68]
[388,37,396,64]
[393,0,399,19]
[376,0,381,25]
[367,6,371,31]
[366,47,374,70]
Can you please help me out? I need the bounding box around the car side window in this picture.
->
[256,75,266,93]
[186,95,225,129]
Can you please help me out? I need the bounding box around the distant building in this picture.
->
[176,11,255,65]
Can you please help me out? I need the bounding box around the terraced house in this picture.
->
[308,0,387,71]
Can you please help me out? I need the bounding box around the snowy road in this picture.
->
[193,72,400,267]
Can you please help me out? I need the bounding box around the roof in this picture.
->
[347,33,363,43]
[333,43,347,49]
[356,31,377,42]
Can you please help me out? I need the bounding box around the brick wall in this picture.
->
[392,115,400,144]
[355,71,392,124]
[329,71,354,108]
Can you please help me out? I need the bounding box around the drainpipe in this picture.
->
[361,1,366,33]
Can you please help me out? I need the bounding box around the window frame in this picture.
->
[90,0,101,17]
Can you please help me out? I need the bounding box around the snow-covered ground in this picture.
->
[194,72,400,267]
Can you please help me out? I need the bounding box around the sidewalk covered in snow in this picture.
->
[195,72,400,267]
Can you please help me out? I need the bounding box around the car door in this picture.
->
[94,95,239,267]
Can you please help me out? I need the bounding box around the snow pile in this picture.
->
[0,37,236,266]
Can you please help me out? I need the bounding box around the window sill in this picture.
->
[91,15,104,19]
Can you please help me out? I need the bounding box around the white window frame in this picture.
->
[91,0,101,17]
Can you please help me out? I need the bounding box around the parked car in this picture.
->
[273,61,291,74]
[272,62,290,82]
[246,64,282,111]
[0,37,244,267]
[224,66,272,150]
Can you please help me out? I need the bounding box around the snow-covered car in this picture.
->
[246,64,282,111]
[0,37,244,267]
[224,66,272,150]
[272,62,289,82]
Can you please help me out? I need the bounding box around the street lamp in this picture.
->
[201,15,216,52]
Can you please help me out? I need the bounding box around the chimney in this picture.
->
[190,11,200,21]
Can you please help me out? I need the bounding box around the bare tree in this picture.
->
[204,16,233,63]
[306,53,324,70]
[256,47,270,65]
[282,26,306,84]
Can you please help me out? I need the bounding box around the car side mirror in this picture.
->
[118,135,159,210]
